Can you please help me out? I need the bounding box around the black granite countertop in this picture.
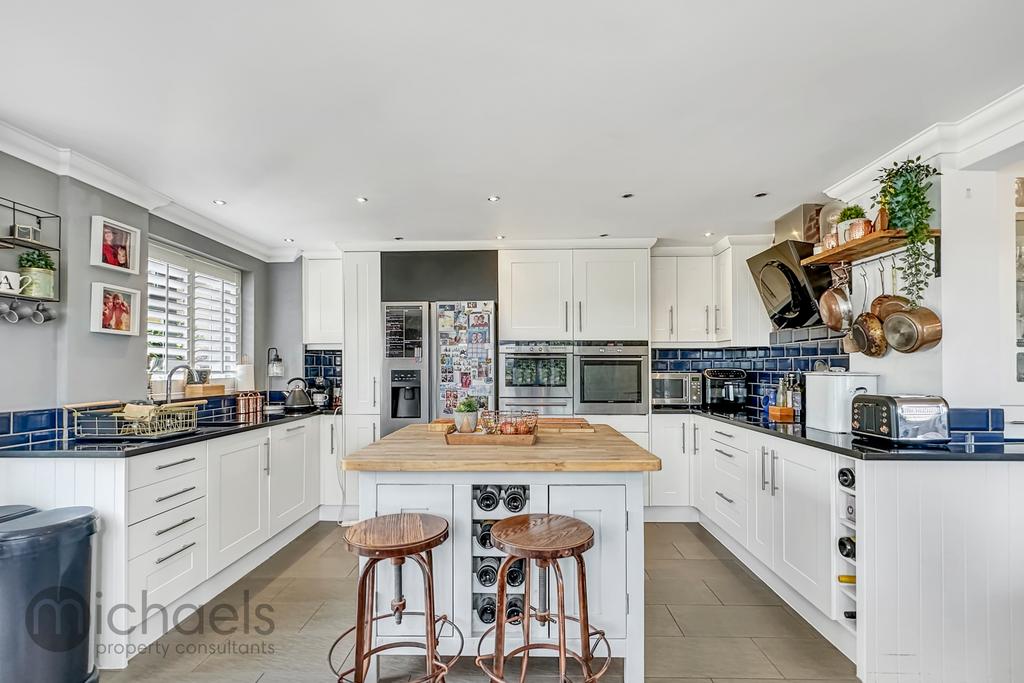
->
[655,407,1024,461]
[0,411,322,458]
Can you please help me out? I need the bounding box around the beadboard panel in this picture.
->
[862,461,1024,682]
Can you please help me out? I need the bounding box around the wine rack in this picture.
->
[471,484,533,636]
[832,457,858,636]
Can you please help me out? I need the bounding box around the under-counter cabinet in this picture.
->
[207,430,272,575]
[344,251,382,414]
[649,413,691,506]
[302,257,344,345]
[498,249,574,340]
[269,420,320,535]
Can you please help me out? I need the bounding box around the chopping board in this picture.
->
[185,384,226,397]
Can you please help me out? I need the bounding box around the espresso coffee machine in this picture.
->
[382,302,430,436]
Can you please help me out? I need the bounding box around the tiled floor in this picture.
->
[101,522,856,682]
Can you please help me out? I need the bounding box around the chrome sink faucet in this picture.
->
[166,364,199,402]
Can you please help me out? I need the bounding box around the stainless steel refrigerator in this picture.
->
[430,301,496,417]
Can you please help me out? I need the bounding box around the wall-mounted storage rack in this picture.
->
[0,195,62,303]
[801,229,941,276]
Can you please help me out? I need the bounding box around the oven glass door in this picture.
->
[576,357,645,411]
[500,354,572,398]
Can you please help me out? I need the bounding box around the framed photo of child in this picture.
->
[90,216,141,274]
[90,283,141,336]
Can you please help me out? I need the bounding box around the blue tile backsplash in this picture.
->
[304,348,343,387]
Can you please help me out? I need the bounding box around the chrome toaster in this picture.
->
[851,394,950,445]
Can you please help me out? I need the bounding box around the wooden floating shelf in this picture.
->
[801,229,941,267]
[0,236,60,251]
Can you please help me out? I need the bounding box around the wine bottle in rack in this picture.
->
[843,610,857,620]
[503,485,527,513]
[837,536,856,560]
[476,557,500,587]
[506,596,525,622]
[837,574,857,585]
[477,596,497,624]
[837,467,855,489]
[476,485,501,512]
[477,521,494,549]
[506,559,525,587]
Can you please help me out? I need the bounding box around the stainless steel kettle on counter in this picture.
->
[283,377,316,414]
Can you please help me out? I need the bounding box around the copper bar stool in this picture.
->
[329,513,463,683]
[476,514,612,683]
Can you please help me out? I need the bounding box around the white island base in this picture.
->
[355,470,646,682]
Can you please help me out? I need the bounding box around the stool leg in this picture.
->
[551,559,568,683]
[410,552,439,681]
[354,558,379,683]
[492,555,518,680]
[575,554,592,665]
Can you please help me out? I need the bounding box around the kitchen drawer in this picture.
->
[709,441,747,479]
[127,525,207,627]
[707,421,750,450]
[128,468,206,525]
[128,443,207,491]
[707,480,747,542]
[128,498,206,560]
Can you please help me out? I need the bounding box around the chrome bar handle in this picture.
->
[715,491,734,504]
[264,438,271,475]
[372,422,377,442]
[693,423,700,454]
[760,447,768,491]
[330,422,335,454]
[372,376,377,407]
[155,486,196,503]
[155,457,196,471]
[578,301,583,332]
[564,301,569,333]
[681,423,686,452]
[704,305,710,334]
[669,305,674,335]
[155,542,196,565]
[714,305,721,333]
[155,516,197,537]
[770,449,778,496]
[714,448,734,458]
[286,424,306,432]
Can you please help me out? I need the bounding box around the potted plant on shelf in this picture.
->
[453,396,480,433]
[871,156,941,307]
[837,204,872,242]
[18,249,56,299]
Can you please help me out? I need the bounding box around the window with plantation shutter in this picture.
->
[147,243,242,382]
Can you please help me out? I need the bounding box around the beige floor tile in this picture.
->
[645,577,722,605]
[646,604,683,635]
[644,679,713,683]
[645,559,753,582]
[752,637,857,679]
[702,575,784,606]
[299,597,359,634]
[645,636,781,679]
[646,541,685,560]
[192,631,343,673]
[712,679,858,683]
[672,537,736,560]
[273,576,358,601]
[666,605,817,638]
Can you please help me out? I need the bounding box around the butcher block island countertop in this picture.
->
[343,423,662,472]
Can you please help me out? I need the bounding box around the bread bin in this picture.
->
[804,371,878,433]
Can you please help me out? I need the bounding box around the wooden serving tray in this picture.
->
[536,417,595,433]
[443,425,537,446]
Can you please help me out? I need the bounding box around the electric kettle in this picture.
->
[283,377,316,414]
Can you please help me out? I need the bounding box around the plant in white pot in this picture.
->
[453,396,480,433]
[18,249,56,299]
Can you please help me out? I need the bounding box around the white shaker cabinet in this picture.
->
[712,248,733,342]
[344,412,381,504]
[651,256,713,343]
[268,420,320,536]
[343,251,382,415]
[650,256,677,342]
[302,257,344,345]
[572,249,649,341]
[649,413,691,506]
[498,249,574,341]
[746,439,774,567]
[207,429,271,575]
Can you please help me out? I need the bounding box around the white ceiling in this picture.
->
[2,1,1023,253]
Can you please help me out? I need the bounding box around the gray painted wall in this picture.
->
[266,259,304,393]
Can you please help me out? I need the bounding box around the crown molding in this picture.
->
[824,83,1024,201]
[58,150,172,210]
[333,237,658,252]
[151,202,286,262]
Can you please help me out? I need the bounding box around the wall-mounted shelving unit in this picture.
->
[801,229,941,271]
[0,195,62,303]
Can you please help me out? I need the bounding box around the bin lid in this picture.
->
[0,506,98,543]
[0,505,37,524]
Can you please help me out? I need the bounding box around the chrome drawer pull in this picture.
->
[155,457,196,471]
[713,430,734,438]
[286,424,306,432]
[714,448,734,458]
[715,491,734,504]
[155,542,196,565]
[155,486,197,503]
[155,516,197,537]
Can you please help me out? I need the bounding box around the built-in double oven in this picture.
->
[573,341,649,415]
[498,342,574,415]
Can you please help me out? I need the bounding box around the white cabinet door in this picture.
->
[207,430,270,575]
[649,414,690,507]
[713,249,733,341]
[650,256,677,342]
[548,485,628,639]
[498,250,574,341]
[746,439,774,567]
[344,252,382,415]
[375,484,454,638]
[771,440,832,613]
[677,256,714,342]
[303,258,344,345]
[573,249,649,341]
[321,414,346,507]
[344,413,380,504]
[691,418,710,511]
[268,420,316,536]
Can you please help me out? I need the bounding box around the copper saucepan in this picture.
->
[870,259,910,321]
[819,266,853,332]
[884,307,943,352]
[851,270,887,357]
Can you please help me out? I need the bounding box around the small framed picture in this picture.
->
[90,282,141,336]
[90,216,141,274]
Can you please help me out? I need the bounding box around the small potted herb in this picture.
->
[18,249,56,299]
[453,396,480,433]
[837,205,872,242]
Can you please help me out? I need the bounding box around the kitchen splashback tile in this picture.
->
[0,412,9,435]
[991,409,1005,431]
[12,409,57,434]
[948,408,991,432]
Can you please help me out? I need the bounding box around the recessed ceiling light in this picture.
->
[487,195,501,202]
[704,232,714,237]
[754,192,769,198]
[355,196,368,203]
[620,193,634,199]
[212,199,227,206]
[283,237,295,243]
[599,233,609,238]
[393,236,404,241]
[496,235,505,240]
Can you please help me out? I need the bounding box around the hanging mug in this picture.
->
[0,302,18,323]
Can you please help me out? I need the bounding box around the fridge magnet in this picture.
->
[470,313,489,327]
[90,282,141,335]
[460,372,472,389]
[437,308,455,333]
[90,216,141,275]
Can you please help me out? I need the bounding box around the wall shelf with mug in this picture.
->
[0,195,62,306]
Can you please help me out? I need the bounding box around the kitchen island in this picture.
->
[343,423,661,683]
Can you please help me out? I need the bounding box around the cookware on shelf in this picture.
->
[819,265,853,332]
[869,260,910,321]
[883,307,943,352]
[850,270,887,357]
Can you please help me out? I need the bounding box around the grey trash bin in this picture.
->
[0,504,37,523]
[0,506,100,683]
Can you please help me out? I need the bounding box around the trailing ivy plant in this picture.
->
[18,249,55,271]
[837,205,866,222]
[871,156,940,308]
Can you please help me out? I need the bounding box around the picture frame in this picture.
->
[90,216,141,275]
[90,282,141,336]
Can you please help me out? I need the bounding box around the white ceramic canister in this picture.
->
[804,371,879,433]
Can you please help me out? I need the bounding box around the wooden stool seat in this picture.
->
[344,513,449,559]
[490,513,594,559]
